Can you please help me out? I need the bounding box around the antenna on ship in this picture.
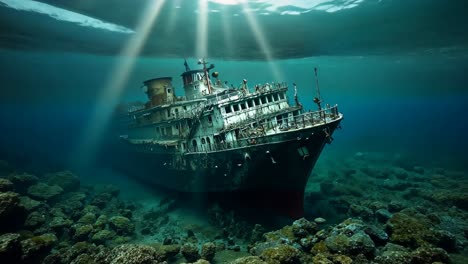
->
[313,67,322,111]
[184,58,191,71]
[198,58,212,94]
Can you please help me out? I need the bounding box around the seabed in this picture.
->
[0,150,467,263]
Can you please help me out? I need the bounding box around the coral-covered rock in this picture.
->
[151,243,180,260]
[21,233,57,262]
[49,216,73,231]
[27,183,63,201]
[0,191,26,231]
[0,178,13,192]
[91,193,113,209]
[314,217,327,224]
[410,246,451,264]
[332,255,353,264]
[109,216,134,235]
[201,242,216,261]
[0,233,21,263]
[111,236,132,245]
[349,204,373,219]
[259,244,301,264]
[431,191,468,210]
[263,225,295,244]
[78,212,97,225]
[72,224,94,241]
[373,243,411,264]
[311,253,333,264]
[181,243,200,262]
[323,219,375,257]
[9,173,39,193]
[388,200,405,213]
[106,244,165,264]
[375,209,392,223]
[24,211,46,229]
[291,218,318,238]
[94,214,108,230]
[70,253,98,264]
[364,225,389,246]
[46,171,80,191]
[82,205,100,215]
[250,224,266,243]
[19,196,42,212]
[324,234,350,253]
[386,212,436,248]
[91,230,116,244]
[43,242,109,264]
[230,256,267,264]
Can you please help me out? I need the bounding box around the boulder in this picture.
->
[27,183,63,201]
[181,243,200,263]
[46,171,80,191]
[21,233,57,263]
[106,244,166,264]
[259,244,301,264]
[0,191,26,231]
[109,216,134,235]
[0,178,14,192]
[200,242,216,261]
[0,233,21,263]
[9,173,39,193]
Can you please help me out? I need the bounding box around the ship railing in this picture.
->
[207,82,288,105]
[127,105,145,113]
[184,105,340,154]
[128,82,288,119]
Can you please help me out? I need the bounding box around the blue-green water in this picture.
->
[1,51,466,172]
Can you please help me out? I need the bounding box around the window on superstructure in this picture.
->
[167,109,171,118]
[261,96,267,104]
[247,100,253,108]
[279,93,285,100]
[167,88,172,93]
[273,94,279,101]
[225,106,232,114]
[254,98,260,106]
[241,102,247,110]
[207,115,213,124]
[276,115,283,124]
[233,104,239,111]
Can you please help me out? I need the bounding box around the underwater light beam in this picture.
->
[74,0,166,170]
[165,0,182,34]
[196,0,209,58]
[221,5,235,57]
[240,2,283,81]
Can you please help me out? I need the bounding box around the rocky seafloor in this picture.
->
[0,152,467,264]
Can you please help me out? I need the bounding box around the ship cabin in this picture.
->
[124,61,340,157]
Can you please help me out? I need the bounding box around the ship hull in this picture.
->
[104,119,341,217]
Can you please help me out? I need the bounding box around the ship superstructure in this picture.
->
[114,59,343,217]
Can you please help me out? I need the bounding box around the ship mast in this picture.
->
[313,67,322,111]
[198,58,212,94]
